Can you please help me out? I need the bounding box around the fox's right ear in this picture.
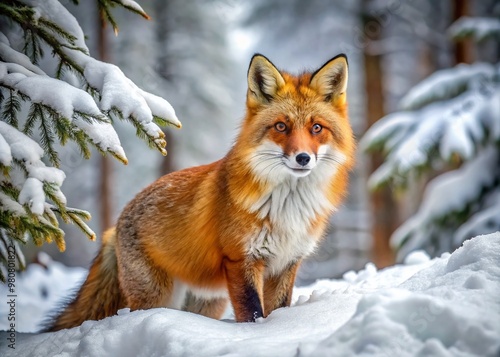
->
[247,54,285,105]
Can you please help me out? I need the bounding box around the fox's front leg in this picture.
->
[263,260,301,317]
[225,259,265,322]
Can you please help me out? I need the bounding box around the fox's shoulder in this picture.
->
[139,158,225,197]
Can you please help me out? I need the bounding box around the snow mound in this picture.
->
[1,233,499,356]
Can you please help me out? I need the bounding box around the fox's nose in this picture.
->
[295,153,311,166]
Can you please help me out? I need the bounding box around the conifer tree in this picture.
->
[0,0,181,280]
[361,14,500,260]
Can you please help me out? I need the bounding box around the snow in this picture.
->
[115,0,150,19]
[81,55,181,127]
[453,190,500,247]
[17,0,89,51]
[391,147,498,259]
[0,122,44,165]
[449,16,500,41]
[403,250,431,265]
[0,41,46,76]
[2,233,499,356]
[0,192,26,217]
[18,178,45,215]
[361,83,500,190]
[0,121,67,217]
[0,62,128,164]
[0,132,12,166]
[399,62,497,111]
[15,77,102,120]
[2,0,181,162]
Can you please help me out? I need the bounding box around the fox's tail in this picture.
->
[47,228,124,331]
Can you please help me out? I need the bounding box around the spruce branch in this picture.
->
[97,0,151,35]
[0,0,180,280]
[37,105,60,167]
[1,90,21,129]
[110,0,151,20]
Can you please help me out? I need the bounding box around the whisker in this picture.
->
[317,154,342,166]
[248,151,284,161]
[257,158,284,174]
[267,161,285,176]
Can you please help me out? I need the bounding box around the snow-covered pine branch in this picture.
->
[398,62,498,111]
[391,148,500,260]
[448,16,500,42]
[361,14,500,259]
[361,82,500,189]
[0,0,181,280]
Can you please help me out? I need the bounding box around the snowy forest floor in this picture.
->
[1,233,500,357]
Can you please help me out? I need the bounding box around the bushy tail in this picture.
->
[47,228,124,331]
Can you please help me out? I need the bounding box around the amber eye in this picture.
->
[312,123,323,134]
[275,122,287,132]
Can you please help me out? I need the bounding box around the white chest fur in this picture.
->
[246,170,336,276]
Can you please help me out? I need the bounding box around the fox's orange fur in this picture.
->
[48,54,355,331]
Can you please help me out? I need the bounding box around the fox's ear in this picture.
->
[247,54,285,105]
[310,54,348,104]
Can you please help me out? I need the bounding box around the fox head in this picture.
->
[238,54,355,184]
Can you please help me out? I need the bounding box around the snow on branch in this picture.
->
[9,0,181,156]
[454,190,500,247]
[0,0,181,280]
[362,82,500,190]
[391,148,499,260]
[111,0,150,20]
[399,62,498,111]
[362,14,500,259]
[449,16,500,42]
[0,60,128,164]
[0,121,96,253]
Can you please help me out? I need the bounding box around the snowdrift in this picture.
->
[1,233,499,356]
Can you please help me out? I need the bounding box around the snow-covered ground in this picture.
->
[1,233,499,356]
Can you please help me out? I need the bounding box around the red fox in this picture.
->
[48,54,355,331]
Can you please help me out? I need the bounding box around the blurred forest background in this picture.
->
[19,0,500,284]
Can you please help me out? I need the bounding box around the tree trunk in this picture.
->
[362,1,396,268]
[453,0,472,64]
[155,0,175,177]
[159,131,175,176]
[97,12,113,234]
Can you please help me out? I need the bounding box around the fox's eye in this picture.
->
[312,124,322,134]
[274,122,287,132]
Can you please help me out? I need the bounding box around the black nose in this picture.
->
[295,153,311,166]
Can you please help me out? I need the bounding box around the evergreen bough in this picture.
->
[361,15,500,260]
[0,0,181,281]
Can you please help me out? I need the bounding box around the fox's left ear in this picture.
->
[310,54,348,105]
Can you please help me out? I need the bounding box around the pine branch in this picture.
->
[69,128,92,159]
[110,0,151,20]
[1,2,87,73]
[23,101,39,136]
[129,115,167,155]
[68,212,96,241]
[0,0,180,280]
[38,17,79,47]
[50,205,95,241]
[153,115,172,127]
[97,0,151,35]
[23,28,44,65]
[98,1,120,35]
[109,107,167,155]
[55,59,67,80]
[37,105,60,167]
[48,108,72,146]
[43,182,67,219]
[1,90,21,129]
